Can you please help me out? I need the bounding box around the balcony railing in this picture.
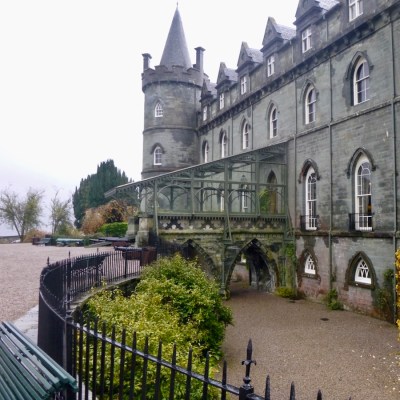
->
[300,215,319,231]
[348,213,373,231]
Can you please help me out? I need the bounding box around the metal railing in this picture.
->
[38,244,349,399]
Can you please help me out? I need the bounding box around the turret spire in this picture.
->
[160,8,191,69]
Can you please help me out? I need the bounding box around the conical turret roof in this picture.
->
[160,7,192,69]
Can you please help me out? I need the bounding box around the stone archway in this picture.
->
[226,239,278,293]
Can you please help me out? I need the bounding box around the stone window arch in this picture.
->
[345,252,376,289]
[202,141,209,163]
[220,130,228,158]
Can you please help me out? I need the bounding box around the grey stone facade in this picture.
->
[136,0,400,317]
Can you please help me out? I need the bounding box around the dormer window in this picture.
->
[155,102,163,118]
[240,76,247,95]
[219,92,225,110]
[267,55,275,77]
[349,0,363,21]
[302,26,312,53]
[202,105,208,122]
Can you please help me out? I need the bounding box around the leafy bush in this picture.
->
[395,249,400,338]
[97,222,127,237]
[275,286,298,300]
[84,254,232,398]
[324,288,343,310]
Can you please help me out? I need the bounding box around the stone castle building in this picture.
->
[111,0,400,318]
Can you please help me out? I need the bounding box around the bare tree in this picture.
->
[0,188,43,241]
[49,191,72,235]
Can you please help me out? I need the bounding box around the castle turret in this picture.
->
[141,7,205,179]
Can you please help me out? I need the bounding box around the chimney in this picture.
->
[194,47,205,75]
[142,53,152,71]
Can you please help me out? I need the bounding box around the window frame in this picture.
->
[240,76,247,95]
[219,92,225,110]
[354,156,372,231]
[354,259,371,285]
[153,146,162,165]
[242,122,250,150]
[304,253,316,276]
[220,131,228,158]
[202,105,208,122]
[302,26,312,53]
[353,58,369,105]
[267,55,275,77]
[203,141,209,163]
[269,106,278,138]
[305,86,316,124]
[349,0,363,21]
[305,167,317,230]
[155,102,163,118]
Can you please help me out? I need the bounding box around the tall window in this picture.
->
[267,55,275,77]
[203,141,209,163]
[304,253,316,275]
[349,0,363,21]
[241,185,249,211]
[355,156,372,231]
[305,86,316,124]
[242,122,250,149]
[240,76,247,95]
[302,26,312,53]
[220,131,228,158]
[202,106,208,122]
[305,167,317,230]
[353,58,369,105]
[153,146,162,165]
[269,106,277,138]
[155,102,163,118]
[219,92,225,110]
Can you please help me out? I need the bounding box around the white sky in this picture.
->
[0,0,299,234]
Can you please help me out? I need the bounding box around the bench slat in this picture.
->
[0,322,78,399]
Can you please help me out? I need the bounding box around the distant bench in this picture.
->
[0,321,77,399]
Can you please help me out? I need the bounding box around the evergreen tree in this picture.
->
[72,160,130,228]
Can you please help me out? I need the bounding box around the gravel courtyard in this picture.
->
[0,243,399,399]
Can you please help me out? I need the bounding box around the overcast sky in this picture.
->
[0,0,299,234]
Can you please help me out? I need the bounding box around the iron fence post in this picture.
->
[239,339,256,400]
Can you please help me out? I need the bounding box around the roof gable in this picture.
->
[262,17,296,48]
[295,0,339,25]
[237,42,263,71]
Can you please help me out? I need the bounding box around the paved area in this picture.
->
[1,243,399,399]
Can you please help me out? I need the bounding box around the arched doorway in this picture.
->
[228,239,278,293]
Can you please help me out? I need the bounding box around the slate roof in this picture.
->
[275,24,296,41]
[318,0,340,11]
[160,8,192,69]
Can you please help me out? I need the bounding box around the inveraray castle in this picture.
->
[110,0,400,319]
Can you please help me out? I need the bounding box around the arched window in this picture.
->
[155,102,163,118]
[305,167,317,230]
[305,86,316,124]
[346,252,375,289]
[220,131,228,158]
[241,184,249,211]
[354,156,372,231]
[153,146,162,165]
[353,58,369,105]
[354,259,371,284]
[269,106,278,138]
[203,141,209,163]
[242,122,250,149]
[304,253,316,275]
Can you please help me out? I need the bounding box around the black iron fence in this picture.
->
[38,244,347,399]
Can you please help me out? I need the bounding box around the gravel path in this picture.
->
[0,243,399,399]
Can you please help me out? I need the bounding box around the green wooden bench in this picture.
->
[0,321,78,400]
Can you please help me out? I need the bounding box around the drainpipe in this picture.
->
[328,57,334,291]
[293,76,298,288]
[389,18,398,322]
